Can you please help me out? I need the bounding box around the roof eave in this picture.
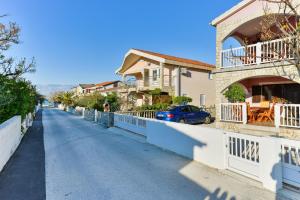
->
[210,0,255,26]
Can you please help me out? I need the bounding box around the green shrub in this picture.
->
[74,92,120,112]
[172,96,192,105]
[75,93,105,111]
[224,83,245,103]
[0,76,42,123]
[136,103,169,111]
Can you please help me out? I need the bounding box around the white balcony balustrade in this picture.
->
[221,37,295,68]
[275,104,300,128]
[220,103,247,124]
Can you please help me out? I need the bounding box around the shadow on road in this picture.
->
[0,110,46,200]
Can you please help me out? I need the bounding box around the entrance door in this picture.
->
[281,140,300,188]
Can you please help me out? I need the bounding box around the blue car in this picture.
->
[155,105,211,124]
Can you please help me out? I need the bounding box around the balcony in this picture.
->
[122,75,174,92]
[221,37,295,69]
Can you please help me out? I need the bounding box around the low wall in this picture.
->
[96,111,114,128]
[83,109,95,121]
[114,114,300,192]
[114,114,147,136]
[0,116,22,172]
[146,120,226,170]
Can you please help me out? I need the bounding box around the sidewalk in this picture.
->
[0,110,46,200]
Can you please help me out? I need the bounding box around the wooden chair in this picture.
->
[257,103,275,122]
[260,101,270,108]
[247,103,257,122]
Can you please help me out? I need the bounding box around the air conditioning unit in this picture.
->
[181,68,188,74]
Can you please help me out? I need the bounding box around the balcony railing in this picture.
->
[124,75,174,90]
[221,37,295,68]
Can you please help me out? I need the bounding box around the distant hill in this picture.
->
[36,84,74,97]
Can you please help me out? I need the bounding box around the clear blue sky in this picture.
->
[1,0,240,85]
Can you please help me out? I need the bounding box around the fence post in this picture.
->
[82,108,85,118]
[95,110,98,122]
[275,104,281,128]
[242,103,247,124]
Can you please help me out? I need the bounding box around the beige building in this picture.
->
[211,0,300,136]
[87,81,121,96]
[72,84,95,96]
[116,49,215,108]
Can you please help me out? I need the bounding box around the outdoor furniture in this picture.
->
[257,103,275,122]
[260,101,270,108]
[247,103,257,122]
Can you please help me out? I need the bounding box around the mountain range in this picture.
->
[36,84,75,97]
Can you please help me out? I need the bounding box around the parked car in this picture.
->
[155,105,211,124]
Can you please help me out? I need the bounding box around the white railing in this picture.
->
[117,110,157,119]
[221,37,295,68]
[220,103,247,124]
[275,104,300,128]
[114,113,147,136]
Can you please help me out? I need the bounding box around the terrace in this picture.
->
[220,76,300,132]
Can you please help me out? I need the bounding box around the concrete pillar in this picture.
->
[95,110,98,122]
[174,67,181,96]
[160,63,165,89]
[82,108,85,118]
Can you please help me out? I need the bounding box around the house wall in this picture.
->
[75,86,84,96]
[181,68,215,107]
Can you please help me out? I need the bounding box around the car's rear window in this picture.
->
[167,106,177,111]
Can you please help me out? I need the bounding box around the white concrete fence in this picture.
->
[114,113,300,193]
[116,110,157,119]
[64,105,114,128]
[0,106,39,172]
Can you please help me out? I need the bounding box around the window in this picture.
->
[152,69,160,81]
[200,94,206,106]
[189,105,200,112]
[208,72,213,80]
[252,84,300,103]
[180,106,190,112]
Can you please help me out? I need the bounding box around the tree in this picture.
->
[50,91,65,104]
[0,16,35,78]
[260,0,300,68]
[105,92,120,112]
[224,83,245,103]
[172,96,192,105]
[0,75,41,123]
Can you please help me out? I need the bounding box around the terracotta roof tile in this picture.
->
[95,80,120,87]
[132,48,215,71]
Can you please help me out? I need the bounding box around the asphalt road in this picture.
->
[42,109,276,200]
[0,108,278,200]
